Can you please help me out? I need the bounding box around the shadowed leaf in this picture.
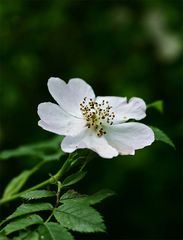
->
[38,222,74,240]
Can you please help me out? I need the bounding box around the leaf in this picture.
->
[0,136,65,161]
[23,231,39,240]
[43,152,64,162]
[54,202,106,233]
[147,100,163,113]
[20,190,56,200]
[151,126,175,149]
[60,190,87,203]
[84,189,115,205]
[62,171,86,187]
[3,203,52,224]
[60,189,115,205]
[0,233,9,240]
[38,222,74,240]
[13,231,39,240]
[0,147,38,160]
[2,170,32,199]
[2,214,43,235]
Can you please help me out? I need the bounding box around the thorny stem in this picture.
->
[0,154,73,206]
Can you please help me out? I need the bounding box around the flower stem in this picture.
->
[45,181,63,223]
[0,154,73,206]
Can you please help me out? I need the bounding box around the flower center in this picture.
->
[80,97,115,137]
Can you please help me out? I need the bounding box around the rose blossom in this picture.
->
[38,78,154,158]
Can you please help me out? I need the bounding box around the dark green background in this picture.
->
[0,0,182,239]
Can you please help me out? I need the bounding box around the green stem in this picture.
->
[0,154,72,206]
[45,181,63,223]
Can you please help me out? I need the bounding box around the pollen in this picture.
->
[80,97,115,137]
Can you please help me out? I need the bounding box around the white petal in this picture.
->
[105,122,154,155]
[113,97,147,123]
[61,128,118,159]
[96,96,127,108]
[38,102,85,136]
[48,77,95,117]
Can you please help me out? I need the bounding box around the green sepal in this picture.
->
[147,100,163,113]
[151,126,175,149]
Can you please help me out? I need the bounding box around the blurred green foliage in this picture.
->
[0,0,182,239]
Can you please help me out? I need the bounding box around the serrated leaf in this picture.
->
[2,170,32,199]
[147,100,163,113]
[3,203,53,224]
[60,189,115,205]
[151,126,175,148]
[2,214,43,235]
[38,222,74,240]
[0,136,64,161]
[62,171,86,187]
[60,190,87,202]
[54,202,106,233]
[20,190,56,200]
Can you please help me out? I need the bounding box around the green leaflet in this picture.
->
[151,126,175,149]
[12,231,39,240]
[60,189,115,205]
[0,233,9,240]
[22,231,39,240]
[84,189,115,205]
[1,203,53,225]
[54,202,106,233]
[20,190,56,200]
[60,190,87,203]
[37,222,74,240]
[147,100,163,113]
[2,214,43,235]
[62,171,86,187]
[2,170,33,199]
[0,136,64,161]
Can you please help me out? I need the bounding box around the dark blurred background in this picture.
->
[0,0,182,239]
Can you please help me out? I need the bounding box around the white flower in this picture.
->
[38,78,154,159]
